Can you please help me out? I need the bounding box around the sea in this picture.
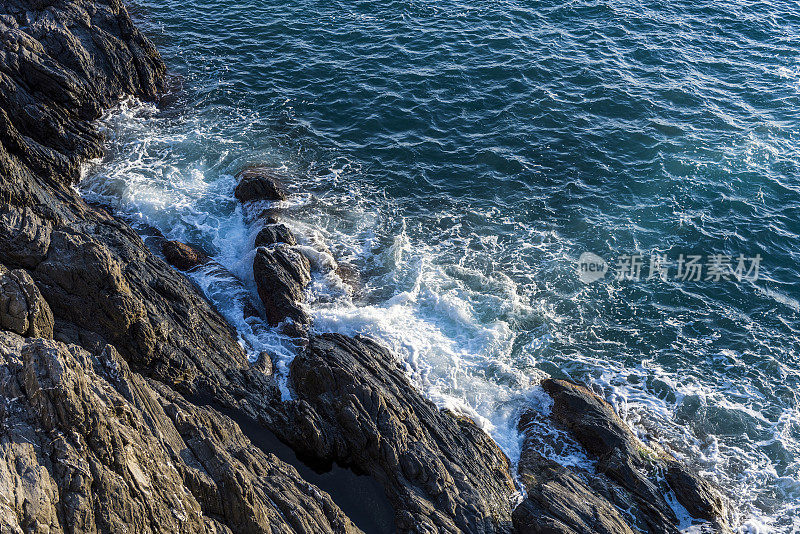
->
[80,0,800,531]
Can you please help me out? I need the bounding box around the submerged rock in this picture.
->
[512,378,731,534]
[234,167,287,203]
[161,239,209,270]
[0,265,53,338]
[278,333,518,533]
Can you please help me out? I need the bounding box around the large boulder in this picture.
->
[234,168,287,203]
[512,378,731,534]
[0,264,53,338]
[276,333,518,533]
[253,244,311,326]
[254,223,296,247]
[161,239,209,271]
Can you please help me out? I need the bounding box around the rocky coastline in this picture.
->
[0,1,732,532]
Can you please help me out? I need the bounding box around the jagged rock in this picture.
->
[512,448,636,534]
[0,264,53,338]
[277,333,517,533]
[161,239,209,271]
[0,331,363,534]
[255,223,296,247]
[665,461,729,530]
[0,0,164,182]
[512,379,731,534]
[253,244,311,326]
[234,167,287,203]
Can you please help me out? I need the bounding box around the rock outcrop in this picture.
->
[0,331,362,533]
[276,333,518,533]
[255,222,297,247]
[254,244,312,327]
[512,379,731,534]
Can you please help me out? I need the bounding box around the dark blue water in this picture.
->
[84,0,800,530]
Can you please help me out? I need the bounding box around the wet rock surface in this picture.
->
[277,333,518,533]
[512,378,731,534]
[234,167,287,203]
[254,243,311,327]
[161,239,209,270]
[255,222,297,247]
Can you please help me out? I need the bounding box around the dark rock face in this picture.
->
[512,379,731,534]
[234,167,287,203]
[278,333,517,533]
[665,461,729,527]
[512,449,636,534]
[0,331,363,534]
[255,222,297,247]
[253,244,311,326]
[161,239,209,270]
[0,264,53,338]
[0,0,164,183]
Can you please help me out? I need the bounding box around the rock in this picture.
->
[0,331,363,533]
[665,461,729,530]
[234,167,287,203]
[512,379,732,534]
[254,223,296,247]
[0,0,164,183]
[277,333,517,533]
[0,264,53,338]
[512,448,636,534]
[253,244,311,326]
[254,350,273,376]
[161,239,209,270]
[0,0,284,472]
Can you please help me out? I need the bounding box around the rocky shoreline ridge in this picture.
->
[0,1,732,532]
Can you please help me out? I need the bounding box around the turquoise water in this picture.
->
[84,0,800,530]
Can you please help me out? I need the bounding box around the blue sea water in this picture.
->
[83,0,800,530]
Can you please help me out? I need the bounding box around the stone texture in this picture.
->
[234,167,287,203]
[253,244,311,327]
[512,448,636,534]
[511,379,732,534]
[0,331,362,534]
[0,264,53,338]
[277,333,517,533]
[255,223,296,248]
[161,239,209,271]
